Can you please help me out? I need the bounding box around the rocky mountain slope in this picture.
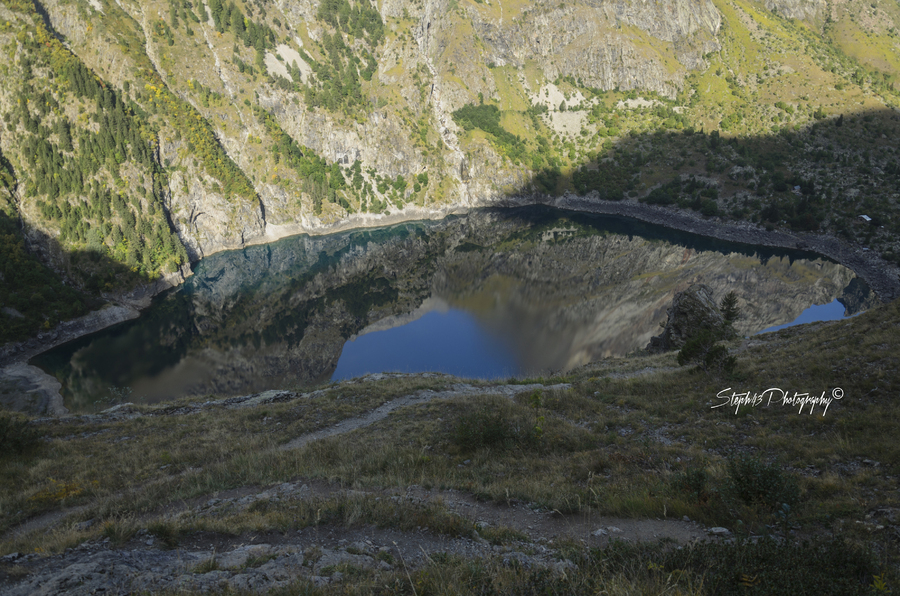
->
[1,0,899,343]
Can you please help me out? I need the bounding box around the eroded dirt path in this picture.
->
[1,373,681,545]
[0,477,721,596]
[280,381,571,450]
[1,376,728,595]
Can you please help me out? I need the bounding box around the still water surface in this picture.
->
[32,207,873,411]
[333,298,858,380]
[332,308,518,381]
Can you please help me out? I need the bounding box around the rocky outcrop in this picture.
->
[0,363,66,416]
[515,0,722,93]
[762,0,826,21]
[645,284,725,353]
[0,469,705,595]
[163,167,265,262]
[417,0,721,106]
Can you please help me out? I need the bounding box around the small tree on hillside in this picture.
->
[677,291,741,375]
[721,291,740,320]
[720,291,740,338]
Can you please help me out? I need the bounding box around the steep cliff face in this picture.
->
[762,0,826,21]
[482,0,720,95]
[0,0,735,270]
[36,0,268,257]
[412,0,721,105]
[163,166,265,261]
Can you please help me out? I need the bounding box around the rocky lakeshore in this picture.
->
[0,269,189,415]
[555,195,900,303]
[190,194,900,305]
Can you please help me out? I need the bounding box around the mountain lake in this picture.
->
[32,206,874,411]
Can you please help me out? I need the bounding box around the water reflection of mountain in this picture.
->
[33,207,874,411]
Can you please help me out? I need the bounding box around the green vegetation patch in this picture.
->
[0,150,90,341]
[299,0,383,114]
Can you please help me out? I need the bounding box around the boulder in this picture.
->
[646,284,725,353]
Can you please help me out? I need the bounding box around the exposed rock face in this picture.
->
[118,0,730,247]
[762,0,826,21]
[646,283,725,353]
[0,0,881,287]
[0,363,66,416]
[164,168,265,262]
[419,0,721,106]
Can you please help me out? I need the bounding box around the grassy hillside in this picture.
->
[1,0,898,590]
[1,283,898,592]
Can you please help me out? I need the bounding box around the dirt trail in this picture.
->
[1,477,723,596]
[1,377,733,595]
[2,375,680,545]
[280,382,571,451]
[1,380,564,542]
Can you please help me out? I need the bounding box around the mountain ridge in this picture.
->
[1,0,899,345]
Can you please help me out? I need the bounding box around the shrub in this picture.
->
[700,199,719,216]
[451,404,518,452]
[147,520,182,549]
[723,453,800,512]
[704,344,737,373]
[670,466,711,504]
[677,329,737,374]
[451,394,555,451]
[0,411,42,457]
[101,518,137,546]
